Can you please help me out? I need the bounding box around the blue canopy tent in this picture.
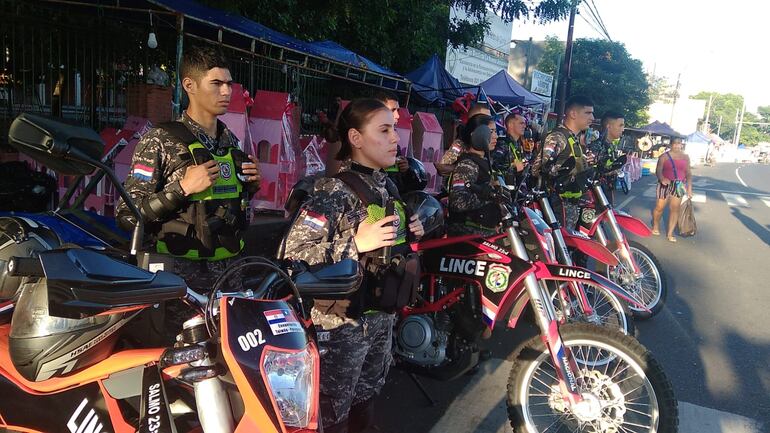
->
[405,54,467,105]
[640,121,685,138]
[479,70,546,107]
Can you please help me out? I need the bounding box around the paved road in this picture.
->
[368,162,770,433]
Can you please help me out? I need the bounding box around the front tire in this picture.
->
[549,282,636,336]
[604,241,667,320]
[506,323,678,433]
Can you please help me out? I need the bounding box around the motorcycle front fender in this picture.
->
[539,263,649,312]
[613,210,652,237]
[561,230,619,266]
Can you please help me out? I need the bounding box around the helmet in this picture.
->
[402,191,444,238]
[405,157,428,191]
[0,217,60,299]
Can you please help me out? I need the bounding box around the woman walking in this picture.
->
[652,137,692,242]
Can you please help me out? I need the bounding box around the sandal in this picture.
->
[667,236,677,243]
[651,229,660,235]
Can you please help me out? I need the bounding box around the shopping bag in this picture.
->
[678,198,697,237]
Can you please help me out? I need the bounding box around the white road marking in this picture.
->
[426,359,764,433]
[721,193,750,208]
[696,188,769,197]
[617,194,635,210]
[761,197,770,208]
[643,186,658,198]
[735,166,749,188]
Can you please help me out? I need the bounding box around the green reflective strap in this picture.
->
[188,142,242,201]
[385,164,399,173]
[559,191,583,199]
[156,239,244,261]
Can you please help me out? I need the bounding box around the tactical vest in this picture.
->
[549,126,586,200]
[334,168,419,312]
[448,153,500,229]
[155,122,246,261]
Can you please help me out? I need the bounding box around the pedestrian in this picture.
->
[281,98,424,433]
[589,111,626,205]
[491,111,527,186]
[652,137,692,242]
[447,114,501,236]
[115,45,260,336]
[532,95,596,231]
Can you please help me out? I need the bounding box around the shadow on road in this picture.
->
[730,207,770,247]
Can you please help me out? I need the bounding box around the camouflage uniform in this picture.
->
[491,136,526,185]
[115,113,259,343]
[447,155,499,237]
[280,162,396,430]
[440,140,464,166]
[116,112,259,290]
[588,137,622,206]
[532,126,588,231]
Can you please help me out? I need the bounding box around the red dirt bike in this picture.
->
[576,155,667,319]
[394,178,677,432]
[0,113,360,433]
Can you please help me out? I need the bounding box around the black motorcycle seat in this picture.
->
[293,258,362,297]
[38,249,187,315]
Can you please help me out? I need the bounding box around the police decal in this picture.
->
[264,309,303,335]
[439,257,487,276]
[485,264,511,293]
[219,161,232,180]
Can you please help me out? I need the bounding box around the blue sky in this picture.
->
[511,0,768,113]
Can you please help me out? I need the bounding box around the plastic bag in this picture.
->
[678,198,696,237]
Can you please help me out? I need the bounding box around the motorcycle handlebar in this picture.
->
[7,256,45,278]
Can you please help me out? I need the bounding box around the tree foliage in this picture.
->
[691,92,770,146]
[540,38,651,126]
[201,0,572,73]
[648,75,679,104]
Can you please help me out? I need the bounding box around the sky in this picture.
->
[510,0,768,113]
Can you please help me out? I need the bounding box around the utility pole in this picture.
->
[704,94,713,132]
[669,73,681,126]
[734,104,746,146]
[523,37,533,88]
[556,0,578,124]
[732,108,740,144]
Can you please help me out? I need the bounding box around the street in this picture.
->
[371,162,770,433]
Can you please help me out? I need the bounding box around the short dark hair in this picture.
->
[336,98,389,161]
[468,103,490,117]
[505,112,524,126]
[373,91,399,105]
[565,95,594,113]
[601,111,624,129]
[180,45,230,83]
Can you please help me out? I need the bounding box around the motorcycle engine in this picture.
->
[395,312,451,367]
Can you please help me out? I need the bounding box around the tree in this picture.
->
[690,92,744,142]
[648,75,679,104]
[201,0,573,73]
[540,38,651,126]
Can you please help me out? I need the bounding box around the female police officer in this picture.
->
[281,98,424,433]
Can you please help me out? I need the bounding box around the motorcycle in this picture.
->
[395,177,678,432]
[577,154,667,319]
[0,113,362,433]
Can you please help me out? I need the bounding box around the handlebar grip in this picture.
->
[7,256,45,278]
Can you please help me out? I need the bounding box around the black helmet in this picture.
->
[402,191,444,238]
[405,157,428,191]
[0,217,60,299]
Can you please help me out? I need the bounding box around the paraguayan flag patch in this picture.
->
[301,210,328,230]
[131,164,155,181]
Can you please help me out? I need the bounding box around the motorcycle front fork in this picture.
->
[506,226,584,405]
[591,186,640,276]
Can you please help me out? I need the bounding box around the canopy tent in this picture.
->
[686,131,711,144]
[479,70,547,107]
[308,41,399,78]
[640,121,685,138]
[405,54,465,105]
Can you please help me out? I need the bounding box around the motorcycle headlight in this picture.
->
[261,346,316,428]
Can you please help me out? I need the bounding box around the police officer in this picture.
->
[281,98,424,433]
[589,111,626,206]
[447,114,501,236]
[491,112,527,185]
[375,91,426,193]
[116,45,260,292]
[435,103,491,178]
[532,95,596,231]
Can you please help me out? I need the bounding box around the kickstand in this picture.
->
[408,372,437,406]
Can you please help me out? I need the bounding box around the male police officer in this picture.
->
[533,95,596,231]
[491,112,527,185]
[116,45,260,292]
[589,111,626,205]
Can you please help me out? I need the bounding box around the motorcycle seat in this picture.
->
[35,249,186,317]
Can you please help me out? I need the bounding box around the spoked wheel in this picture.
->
[507,323,678,433]
[549,282,635,336]
[604,241,666,320]
[620,177,629,195]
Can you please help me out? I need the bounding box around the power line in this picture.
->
[588,0,612,41]
[581,1,612,42]
[577,12,608,40]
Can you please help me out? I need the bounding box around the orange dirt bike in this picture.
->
[0,113,360,433]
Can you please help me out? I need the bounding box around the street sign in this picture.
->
[531,70,553,97]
